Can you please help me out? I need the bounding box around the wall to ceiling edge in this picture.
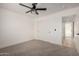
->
[0,7,34,49]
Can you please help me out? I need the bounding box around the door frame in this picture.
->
[62,15,75,47]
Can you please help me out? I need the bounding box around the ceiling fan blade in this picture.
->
[36,8,47,10]
[35,10,39,15]
[26,10,32,13]
[19,3,32,9]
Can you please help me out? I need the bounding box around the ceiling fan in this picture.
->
[19,3,47,15]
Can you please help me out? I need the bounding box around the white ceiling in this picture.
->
[0,3,79,18]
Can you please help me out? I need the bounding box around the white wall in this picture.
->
[0,8,34,49]
[74,14,79,53]
[34,7,79,45]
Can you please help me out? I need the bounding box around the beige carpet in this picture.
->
[0,40,79,56]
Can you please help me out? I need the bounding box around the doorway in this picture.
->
[62,15,75,48]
